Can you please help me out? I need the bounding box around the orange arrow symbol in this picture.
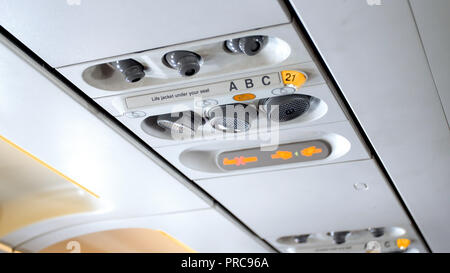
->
[301,146,322,157]
[271,151,293,160]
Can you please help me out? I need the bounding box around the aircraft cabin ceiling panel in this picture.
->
[410,0,450,126]
[197,160,413,240]
[57,23,313,99]
[0,34,210,233]
[289,0,450,252]
[0,0,290,67]
[1,0,444,253]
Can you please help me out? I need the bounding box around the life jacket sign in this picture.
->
[125,70,306,109]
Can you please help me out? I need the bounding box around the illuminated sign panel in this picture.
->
[218,140,330,171]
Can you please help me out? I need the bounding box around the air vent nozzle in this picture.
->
[225,35,267,56]
[110,59,145,83]
[164,51,201,77]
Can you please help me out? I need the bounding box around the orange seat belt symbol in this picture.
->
[301,146,322,157]
[223,156,258,166]
[271,151,293,160]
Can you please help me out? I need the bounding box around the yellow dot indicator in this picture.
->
[396,238,411,250]
[233,93,256,102]
[281,70,307,88]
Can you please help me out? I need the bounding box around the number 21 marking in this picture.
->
[285,73,296,82]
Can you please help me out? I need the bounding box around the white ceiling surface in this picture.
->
[290,0,450,252]
[410,0,450,127]
[0,0,290,67]
[15,208,270,253]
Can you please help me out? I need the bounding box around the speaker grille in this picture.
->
[207,104,255,133]
[156,111,202,138]
[214,116,250,133]
[157,119,195,135]
[277,97,310,122]
[262,94,311,122]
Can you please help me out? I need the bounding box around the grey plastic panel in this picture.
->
[156,121,370,180]
[410,0,450,127]
[270,225,427,253]
[197,160,413,240]
[0,0,290,67]
[58,23,313,99]
[290,0,450,251]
